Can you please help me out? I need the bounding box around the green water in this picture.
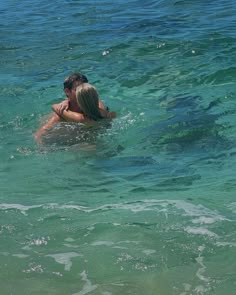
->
[0,0,236,294]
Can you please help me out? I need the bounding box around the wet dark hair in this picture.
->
[63,72,88,90]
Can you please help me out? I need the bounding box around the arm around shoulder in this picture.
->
[52,104,85,123]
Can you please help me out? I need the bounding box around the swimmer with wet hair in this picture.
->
[34,72,110,143]
[52,83,116,123]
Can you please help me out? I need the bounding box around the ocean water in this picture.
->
[0,0,236,294]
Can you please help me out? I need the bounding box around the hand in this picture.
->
[100,108,116,119]
[107,111,116,119]
[52,101,69,115]
[56,100,69,115]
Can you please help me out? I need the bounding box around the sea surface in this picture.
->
[0,0,236,294]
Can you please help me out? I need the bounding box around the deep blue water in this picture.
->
[0,0,236,294]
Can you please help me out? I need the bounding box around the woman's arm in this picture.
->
[52,104,86,123]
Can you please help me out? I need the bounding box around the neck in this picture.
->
[69,99,82,112]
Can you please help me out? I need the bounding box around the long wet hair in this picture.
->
[76,83,103,121]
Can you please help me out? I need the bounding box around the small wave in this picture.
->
[0,200,226,224]
[191,216,224,224]
[184,226,218,238]
[0,203,42,215]
[44,203,88,211]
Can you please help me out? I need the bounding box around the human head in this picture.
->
[76,83,102,121]
[63,72,88,100]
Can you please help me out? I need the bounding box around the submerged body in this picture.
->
[35,82,116,144]
[34,73,116,143]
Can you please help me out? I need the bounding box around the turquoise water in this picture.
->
[1,0,236,294]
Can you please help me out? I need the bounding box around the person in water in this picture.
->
[52,83,116,123]
[34,72,110,142]
[57,72,109,115]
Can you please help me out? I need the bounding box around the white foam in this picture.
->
[22,245,32,251]
[142,249,156,255]
[44,203,87,211]
[85,199,225,223]
[216,241,236,247]
[23,264,43,273]
[30,237,49,246]
[64,237,79,248]
[65,238,75,242]
[91,241,114,246]
[47,252,81,271]
[0,200,225,228]
[64,243,79,249]
[185,226,218,238]
[183,283,191,292]
[52,271,63,277]
[228,202,236,213]
[117,240,140,245]
[191,216,223,224]
[198,245,205,252]
[86,202,152,213]
[173,200,220,218]
[72,271,97,295]
[112,246,128,250]
[102,50,110,56]
[0,203,41,215]
[194,285,208,293]
[12,254,29,258]
[0,202,90,214]
[195,256,210,282]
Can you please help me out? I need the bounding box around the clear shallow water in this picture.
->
[0,0,236,294]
